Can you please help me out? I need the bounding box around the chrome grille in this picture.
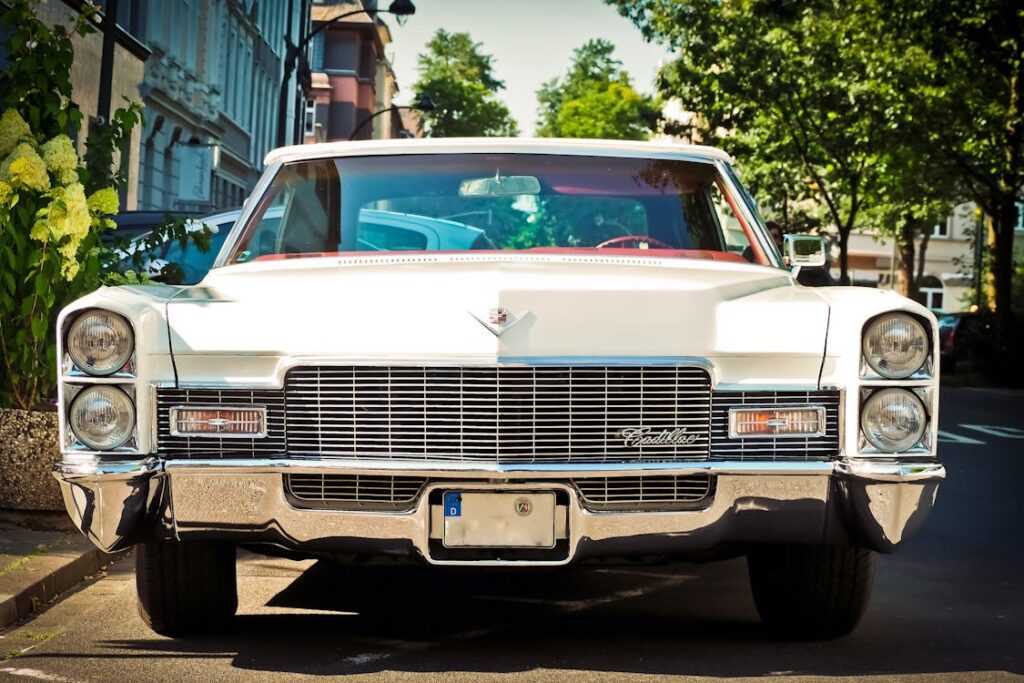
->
[285,474,425,511]
[156,372,840,464]
[156,389,285,458]
[574,474,715,511]
[284,366,712,463]
[710,390,841,461]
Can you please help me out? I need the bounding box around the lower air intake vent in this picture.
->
[573,474,715,512]
[285,474,427,511]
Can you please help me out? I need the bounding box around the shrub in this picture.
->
[0,0,139,410]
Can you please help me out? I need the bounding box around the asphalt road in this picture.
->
[2,387,1022,682]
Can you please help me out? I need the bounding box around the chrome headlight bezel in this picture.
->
[66,384,137,451]
[861,312,932,380]
[64,309,135,377]
[859,387,930,454]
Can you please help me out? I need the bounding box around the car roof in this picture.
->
[264,137,734,167]
[112,211,203,228]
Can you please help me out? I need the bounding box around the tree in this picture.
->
[0,1,124,409]
[536,39,657,140]
[608,0,935,285]
[413,30,518,137]
[899,0,1023,345]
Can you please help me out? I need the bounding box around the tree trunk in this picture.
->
[838,228,850,285]
[991,193,1018,343]
[915,230,931,292]
[897,217,916,298]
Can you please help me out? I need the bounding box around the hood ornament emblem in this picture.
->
[469,307,528,337]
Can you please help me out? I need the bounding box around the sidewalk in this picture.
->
[0,510,123,630]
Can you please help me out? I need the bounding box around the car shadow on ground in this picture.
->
[85,555,1021,679]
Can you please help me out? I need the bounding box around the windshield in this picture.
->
[227,153,775,266]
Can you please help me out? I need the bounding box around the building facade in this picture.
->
[1,0,149,209]
[130,0,308,213]
[303,1,410,143]
[841,201,1024,314]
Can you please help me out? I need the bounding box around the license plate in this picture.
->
[442,491,556,548]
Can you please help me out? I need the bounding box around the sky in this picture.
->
[385,0,673,135]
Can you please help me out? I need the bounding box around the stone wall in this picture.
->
[0,409,63,511]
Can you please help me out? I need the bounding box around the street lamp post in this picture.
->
[276,0,416,148]
[348,95,435,140]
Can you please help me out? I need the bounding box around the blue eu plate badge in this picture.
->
[443,491,462,517]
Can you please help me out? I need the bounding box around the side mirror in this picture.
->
[784,234,827,268]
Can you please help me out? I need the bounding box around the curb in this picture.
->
[0,546,126,630]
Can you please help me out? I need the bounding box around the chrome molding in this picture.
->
[715,160,786,270]
[160,457,836,478]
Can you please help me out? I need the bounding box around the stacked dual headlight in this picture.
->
[65,310,136,451]
[860,313,931,454]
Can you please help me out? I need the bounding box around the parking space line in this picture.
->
[960,424,1024,439]
[938,430,986,445]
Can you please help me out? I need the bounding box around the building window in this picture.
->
[915,275,945,312]
[310,33,324,72]
[304,99,317,137]
[929,219,949,238]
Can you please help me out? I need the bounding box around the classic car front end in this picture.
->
[54,138,943,638]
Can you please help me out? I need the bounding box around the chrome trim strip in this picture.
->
[53,457,161,481]
[837,460,945,482]
[494,355,713,368]
[60,456,943,483]
[715,160,786,270]
[213,161,283,269]
[159,457,834,478]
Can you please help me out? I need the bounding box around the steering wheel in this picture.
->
[596,235,675,250]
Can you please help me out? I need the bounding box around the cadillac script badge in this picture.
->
[618,427,701,447]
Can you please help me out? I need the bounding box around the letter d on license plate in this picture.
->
[442,491,556,548]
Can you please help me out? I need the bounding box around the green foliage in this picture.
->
[0,0,162,410]
[609,0,928,283]
[84,99,143,194]
[536,39,657,140]
[413,30,518,137]
[607,0,1021,310]
[0,0,91,140]
[897,0,1023,342]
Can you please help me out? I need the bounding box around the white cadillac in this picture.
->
[54,138,943,638]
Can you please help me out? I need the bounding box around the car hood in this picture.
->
[165,254,830,386]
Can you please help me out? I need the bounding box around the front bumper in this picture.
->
[53,457,944,564]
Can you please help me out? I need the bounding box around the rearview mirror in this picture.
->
[459,174,541,197]
[784,234,827,268]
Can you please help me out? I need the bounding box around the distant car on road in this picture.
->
[116,210,239,285]
[121,207,491,284]
[938,312,985,371]
[108,210,204,244]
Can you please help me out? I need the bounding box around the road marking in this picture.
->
[0,668,78,682]
[938,430,986,445]
[342,653,390,666]
[960,424,1024,439]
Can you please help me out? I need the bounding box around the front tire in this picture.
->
[747,544,874,639]
[135,541,237,636]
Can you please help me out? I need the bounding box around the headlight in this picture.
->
[860,388,927,453]
[68,385,135,450]
[862,313,929,378]
[66,309,134,376]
